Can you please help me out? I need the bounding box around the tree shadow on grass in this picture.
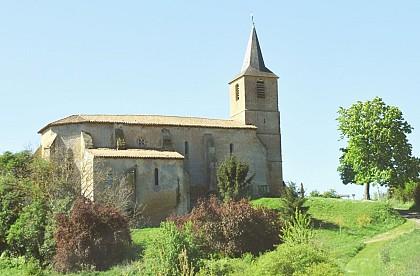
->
[312,218,340,231]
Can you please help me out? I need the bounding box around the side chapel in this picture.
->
[38,24,283,223]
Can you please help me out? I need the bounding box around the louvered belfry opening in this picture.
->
[256,80,265,98]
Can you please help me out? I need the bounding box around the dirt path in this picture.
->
[398,210,420,225]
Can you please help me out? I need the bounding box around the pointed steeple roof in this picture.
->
[231,24,278,82]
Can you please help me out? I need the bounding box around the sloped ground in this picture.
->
[345,211,420,275]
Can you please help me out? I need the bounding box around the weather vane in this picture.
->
[251,11,254,25]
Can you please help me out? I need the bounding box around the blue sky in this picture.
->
[1,1,419,198]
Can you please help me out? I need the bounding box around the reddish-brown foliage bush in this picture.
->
[170,196,282,257]
[53,197,131,273]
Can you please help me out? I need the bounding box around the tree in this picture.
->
[337,97,420,200]
[216,155,254,201]
[279,182,307,222]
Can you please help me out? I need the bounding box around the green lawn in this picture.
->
[253,197,407,270]
[345,220,419,275]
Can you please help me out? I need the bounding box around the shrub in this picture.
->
[53,197,131,273]
[279,182,307,222]
[197,254,253,276]
[389,180,420,205]
[0,175,25,251]
[322,189,340,199]
[282,208,314,244]
[140,221,202,275]
[6,199,47,261]
[216,155,254,202]
[310,190,321,197]
[249,243,341,276]
[171,197,282,257]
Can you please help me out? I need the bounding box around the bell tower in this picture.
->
[229,24,283,195]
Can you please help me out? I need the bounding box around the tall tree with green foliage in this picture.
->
[337,97,420,200]
[216,155,254,201]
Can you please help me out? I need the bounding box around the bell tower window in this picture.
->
[154,168,159,186]
[257,80,265,98]
[235,84,240,101]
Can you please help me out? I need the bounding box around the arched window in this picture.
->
[230,143,234,154]
[235,83,240,101]
[185,141,189,155]
[154,168,159,186]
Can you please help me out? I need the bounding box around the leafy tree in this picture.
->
[337,97,420,200]
[6,199,47,261]
[216,155,254,201]
[0,150,32,178]
[0,175,26,251]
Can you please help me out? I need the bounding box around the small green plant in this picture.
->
[356,214,373,227]
[248,243,342,276]
[334,216,345,234]
[140,221,202,275]
[282,208,314,244]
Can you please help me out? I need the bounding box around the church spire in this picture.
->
[236,24,277,79]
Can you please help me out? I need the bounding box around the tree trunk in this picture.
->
[364,183,371,200]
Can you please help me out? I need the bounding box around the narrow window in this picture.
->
[230,143,234,154]
[257,80,265,98]
[107,173,113,185]
[184,141,189,155]
[154,168,159,186]
[235,84,240,101]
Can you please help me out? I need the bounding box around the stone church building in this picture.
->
[38,25,283,223]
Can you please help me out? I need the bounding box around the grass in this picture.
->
[252,197,407,271]
[345,220,419,275]
[381,228,420,275]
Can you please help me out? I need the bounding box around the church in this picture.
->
[38,24,283,223]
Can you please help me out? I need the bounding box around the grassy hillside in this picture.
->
[253,197,406,269]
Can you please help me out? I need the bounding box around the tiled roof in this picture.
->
[88,148,184,159]
[39,114,256,133]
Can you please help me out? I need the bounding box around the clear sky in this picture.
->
[1,1,419,198]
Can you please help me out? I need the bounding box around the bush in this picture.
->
[140,221,202,275]
[321,189,340,199]
[53,197,131,273]
[0,175,25,251]
[310,190,321,197]
[171,197,282,257]
[249,243,341,276]
[282,209,314,244]
[197,254,253,276]
[389,181,420,205]
[6,199,47,261]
